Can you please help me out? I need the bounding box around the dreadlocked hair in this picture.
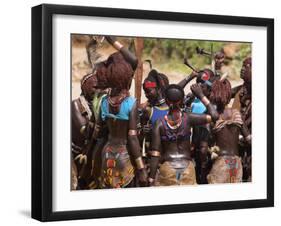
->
[209,79,232,113]
[106,52,134,91]
[157,72,169,95]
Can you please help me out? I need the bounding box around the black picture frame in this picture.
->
[32,3,274,222]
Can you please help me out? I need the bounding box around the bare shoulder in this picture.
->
[222,107,236,119]
[221,108,242,122]
[71,98,80,110]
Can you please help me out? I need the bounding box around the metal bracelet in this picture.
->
[245,134,252,142]
[201,96,210,106]
[148,150,161,157]
[79,125,86,134]
[113,41,123,50]
[206,115,212,123]
[128,129,138,136]
[135,157,145,169]
[148,177,155,183]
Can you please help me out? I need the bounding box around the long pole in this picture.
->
[134,37,144,104]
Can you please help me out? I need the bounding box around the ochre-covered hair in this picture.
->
[106,52,134,90]
[209,79,232,113]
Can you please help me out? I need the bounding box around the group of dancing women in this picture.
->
[71,36,252,189]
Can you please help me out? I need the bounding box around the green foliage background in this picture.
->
[142,38,251,80]
[71,35,251,82]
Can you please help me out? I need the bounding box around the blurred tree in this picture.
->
[143,38,251,80]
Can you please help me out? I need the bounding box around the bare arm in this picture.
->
[149,119,162,184]
[119,48,138,71]
[177,72,197,89]
[184,92,195,108]
[231,85,243,98]
[205,102,219,122]
[137,104,150,150]
[128,103,148,185]
[188,113,212,126]
[240,119,251,145]
[71,100,89,139]
[128,103,142,160]
[190,84,219,123]
[188,102,218,126]
[105,36,138,70]
[72,99,97,165]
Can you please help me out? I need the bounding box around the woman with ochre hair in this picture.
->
[95,39,147,188]
[207,78,251,183]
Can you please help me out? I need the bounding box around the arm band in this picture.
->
[148,177,155,183]
[80,125,86,134]
[148,150,161,157]
[135,157,145,170]
[113,41,123,50]
[128,129,138,136]
[201,96,210,106]
[206,115,212,123]
[245,134,252,142]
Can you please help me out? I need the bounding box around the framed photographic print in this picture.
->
[32,4,274,222]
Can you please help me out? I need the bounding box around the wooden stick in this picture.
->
[134,37,144,104]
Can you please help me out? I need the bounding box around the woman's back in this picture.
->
[213,108,243,156]
[101,95,135,144]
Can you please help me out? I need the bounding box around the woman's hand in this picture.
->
[190,84,204,99]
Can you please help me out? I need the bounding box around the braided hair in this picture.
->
[80,73,97,98]
[143,69,169,97]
